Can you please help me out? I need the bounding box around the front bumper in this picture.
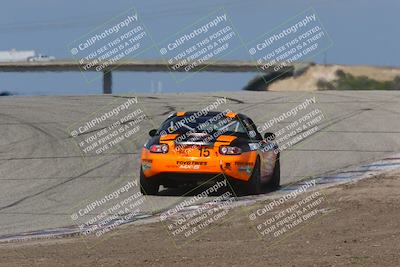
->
[141,148,257,182]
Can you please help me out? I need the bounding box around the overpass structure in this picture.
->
[0,60,310,94]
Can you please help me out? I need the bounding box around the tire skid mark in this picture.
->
[0,152,138,161]
[2,153,400,243]
[0,158,116,212]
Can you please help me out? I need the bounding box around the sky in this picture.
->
[0,0,399,95]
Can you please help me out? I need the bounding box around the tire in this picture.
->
[268,156,280,190]
[245,157,262,195]
[140,168,159,195]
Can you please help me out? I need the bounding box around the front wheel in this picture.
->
[267,156,280,190]
[244,157,262,195]
[140,168,159,195]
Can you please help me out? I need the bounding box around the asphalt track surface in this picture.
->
[1,91,400,237]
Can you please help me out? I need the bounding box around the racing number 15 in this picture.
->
[199,147,210,157]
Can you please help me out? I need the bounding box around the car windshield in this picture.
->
[157,114,248,136]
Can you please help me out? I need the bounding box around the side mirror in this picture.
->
[264,132,275,141]
[148,129,157,137]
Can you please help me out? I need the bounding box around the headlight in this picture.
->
[219,146,242,155]
[149,144,169,153]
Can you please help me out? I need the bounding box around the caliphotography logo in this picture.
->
[1,1,400,266]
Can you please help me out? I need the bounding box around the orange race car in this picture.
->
[140,111,280,195]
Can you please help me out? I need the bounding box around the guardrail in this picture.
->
[0,60,308,94]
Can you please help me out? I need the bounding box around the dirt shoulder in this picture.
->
[268,64,400,91]
[1,171,400,267]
